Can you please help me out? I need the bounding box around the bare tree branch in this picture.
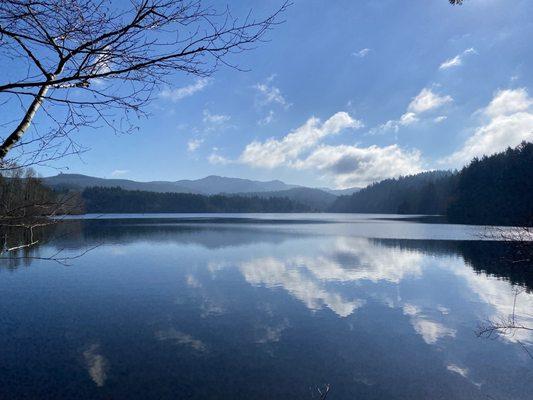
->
[0,0,290,165]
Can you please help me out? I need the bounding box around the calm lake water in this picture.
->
[1,214,532,399]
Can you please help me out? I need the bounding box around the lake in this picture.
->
[1,214,532,399]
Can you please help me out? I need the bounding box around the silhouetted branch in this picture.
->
[476,289,533,359]
[0,0,290,165]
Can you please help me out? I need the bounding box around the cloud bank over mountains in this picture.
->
[207,87,533,188]
[210,112,423,187]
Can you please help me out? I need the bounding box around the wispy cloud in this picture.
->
[83,344,109,387]
[187,138,204,152]
[254,76,291,109]
[442,88,533,165]
[160,78,211,102]
[439,48,477,70]
[155,329,207,352]
[258,110,275,125]
[447,364,469,378]
[111,169,129,177]
[353,48,371,58]
[208,149,231,165]
[202,109,230,125]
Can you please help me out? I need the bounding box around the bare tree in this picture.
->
[0,0,288,259]
[0,0,289,168]
[476,288,533,359]
[0,165,85,260]
[481,225,533,267]
[0,0,463,263]
[475,225,533,358]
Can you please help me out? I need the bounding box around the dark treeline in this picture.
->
[446,142,533,225]
[330,170,455,215]
[374,238,533,291]
[331,142,533,226]
[4,142,532,225]
[0,168,56,219]
[82,186,313,213]
[0,168,83,254]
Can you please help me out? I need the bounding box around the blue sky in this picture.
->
[7,0,533,188]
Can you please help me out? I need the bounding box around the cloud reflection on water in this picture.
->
[204,236,533,347]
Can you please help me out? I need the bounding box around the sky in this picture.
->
[4,0,533,188]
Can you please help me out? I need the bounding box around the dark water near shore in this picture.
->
[1,214,532,399]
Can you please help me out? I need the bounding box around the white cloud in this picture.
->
[353,48,371,58]
[440,55,462,70]
[208,152,231,165]
[484,87,533,117]
[111,169,129,177]
[449,258,533,344]
[187,138,204,152]
[83,344,109,387]
[439,48,477,70]
[447,364,469,378]
[295,143,423,188]
[155,329,207,352]
[160,78,210,101]
[239,112,362,168]
[407,88,453,114]
[411,318,456,344]
[376,88,452,133]
[400,112,419,125]
[304,237,424,284]
[203,109,230,125]
[402,304,456,345]
[443,88,533,165]
[434,116,447,123]
[239,256,364,317]
[210,237,423,318]
[254,78,290,109]
[211,112,423,187]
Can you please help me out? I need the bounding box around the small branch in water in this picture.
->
[475,289,533,359]
[317,384,330,400]
[0,244,101,266]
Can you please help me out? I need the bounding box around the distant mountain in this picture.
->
[43,174,369,210]
[174,175,299,194]
[42,173,194,193]
[42,173,324,197]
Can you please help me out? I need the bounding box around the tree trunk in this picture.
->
[0,84,50,160]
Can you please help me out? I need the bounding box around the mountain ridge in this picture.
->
[42,173,359,209]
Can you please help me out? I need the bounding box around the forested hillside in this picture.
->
[26,142,533,225]
[447,142,533,226]
[330,170,455,215]
[331,142,533,226]
[239,187,338,210]
[82,187,312,213]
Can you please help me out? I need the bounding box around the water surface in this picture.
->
[1,214,532,399]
